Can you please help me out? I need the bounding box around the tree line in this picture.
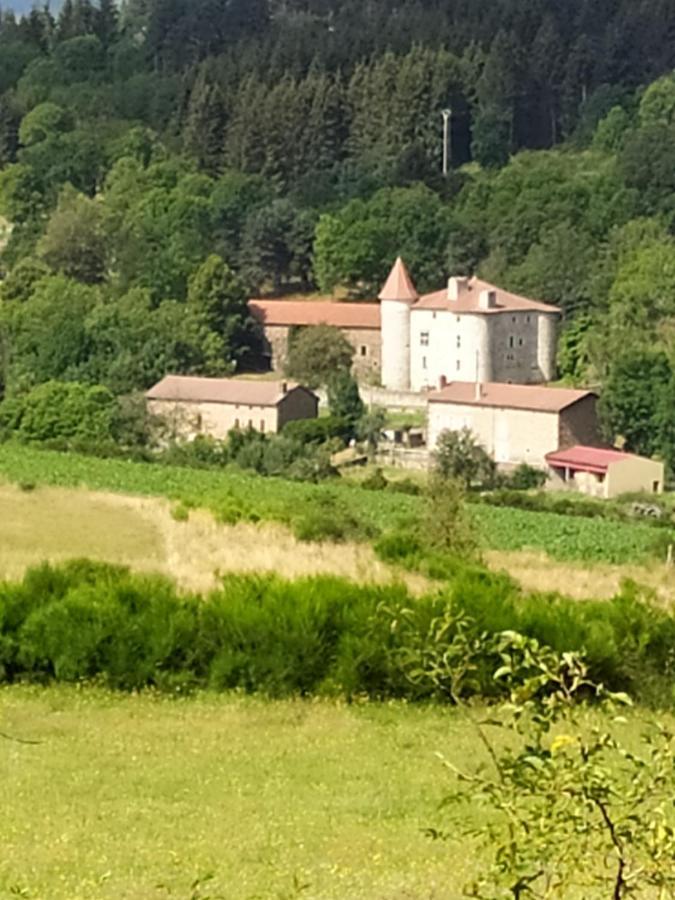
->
[0,0,674,470]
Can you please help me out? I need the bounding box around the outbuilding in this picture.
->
[545,445,665,499]
[427,381,600,468]
[146,375,319,440]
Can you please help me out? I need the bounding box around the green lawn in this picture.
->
[0,444,669,565]
[0,687,477,900]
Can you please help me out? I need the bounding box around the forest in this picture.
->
[0,0,674,468]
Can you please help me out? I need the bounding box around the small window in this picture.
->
[512,316,516,323]
[432,312,437,319]
[518,337,523,347]
[456,335,461,348]
[360,345,368,357]
[260,420,265,433]
[456,316,460,324]
[234,418,240,429]
[420,331,429,347]
[509,336,515,349]
[422,356,427,370]
[456,360,461,372]
[653,480,660,493]
[526,315,531,324]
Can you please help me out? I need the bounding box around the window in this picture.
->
[456,335,461,348]
[653,480,661,494]
[526,315,531,324]
[518,337,524,347]
[360,345,368,357]
[508,336,515,349]
[456,360,461,372]
[456,316,460,323]
[234,418,240,429]
[260,420,265,433]
[433,312,437,319]
[422,356,427,370]
[420,331,429,346]
[512,316,516,323]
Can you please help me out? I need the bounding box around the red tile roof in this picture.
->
[249,299,380,329]
[146,375,311,407]
[428,381,595,413]
[378,256,419,302]
[545,445,643,474]
[415,275,560,314]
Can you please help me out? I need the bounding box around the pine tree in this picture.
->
[95,0,119,48]
[182,66,227,175]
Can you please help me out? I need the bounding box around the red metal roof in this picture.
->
[249,299,380,329]
[545,445,641,474]
[428,382,595,413]
[378,257,419,303]
[415,275,560,315]
[146,375,311,407]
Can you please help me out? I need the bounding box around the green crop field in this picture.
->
[0,444,669,565]
[0,687,478,900]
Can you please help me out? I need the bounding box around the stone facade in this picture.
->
[259,322,381,381]
[557,395,601,449]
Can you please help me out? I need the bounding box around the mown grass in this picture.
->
[0,444,669,565]
[0,686,477,900]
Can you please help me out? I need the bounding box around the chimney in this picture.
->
[281,381,288,394]
[447,276,468,302]
[479,289,497,310]
[439,375,447,389]
[475,381,482,402]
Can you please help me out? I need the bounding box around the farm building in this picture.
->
[546,446,665,499]
[249,258,561,393]
[248,299,381,380]
[427,381,600,469]
[146,376,319,440]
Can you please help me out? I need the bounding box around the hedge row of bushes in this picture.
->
[481,488,675,530]
[1,560,674,706]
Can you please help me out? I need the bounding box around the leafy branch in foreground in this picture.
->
[392,612,675,898]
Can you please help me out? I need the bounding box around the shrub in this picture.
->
[1,381,117,447]
[1,560,675,704]
[293,491,376,542]
[433,427,496,489]
[283,415,350,445]
[503,463,548,490]
[362,467,388,491]
[171,503,190,522]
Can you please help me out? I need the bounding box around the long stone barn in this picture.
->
[248,299,381,381]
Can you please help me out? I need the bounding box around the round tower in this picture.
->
[537,313,558,382]
[379,257,418,391]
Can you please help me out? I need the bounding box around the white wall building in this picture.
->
[379,259,561,392]
[427,382,599,468]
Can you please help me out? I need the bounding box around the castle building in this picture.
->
[249,258,561,392]
[379,258,561,392]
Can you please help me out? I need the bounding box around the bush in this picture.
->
[283,415,350,445]
[503,463,548,490]
[1,560,675,704]
[293,491,376,542]
[0,381,117,447]
[361,468,388,491]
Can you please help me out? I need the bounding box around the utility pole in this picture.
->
[442,108,452,177]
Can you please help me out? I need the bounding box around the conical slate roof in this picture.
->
[378,257,418,303]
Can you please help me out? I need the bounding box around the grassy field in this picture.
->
[0,444,670,567]
[0,687,478,900]
[0,484,428,592]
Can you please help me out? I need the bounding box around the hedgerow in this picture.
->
[2,560,675,706]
